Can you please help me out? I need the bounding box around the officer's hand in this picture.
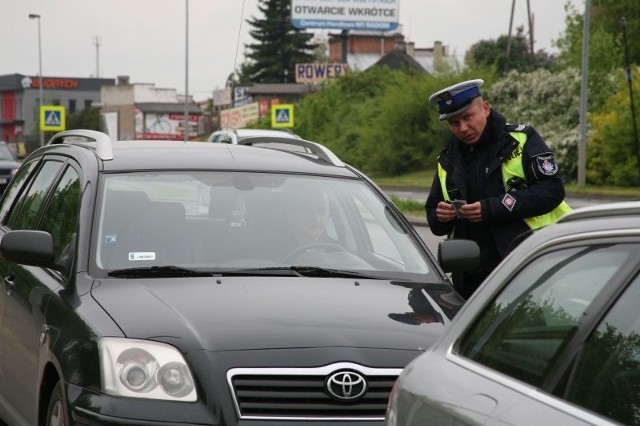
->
[435,201,456,223]
[460,201,482,222]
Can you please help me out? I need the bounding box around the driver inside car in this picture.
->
[229,184,346,265]
[289,189,331,246]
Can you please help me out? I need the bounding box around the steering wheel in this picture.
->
[283,241,347,263]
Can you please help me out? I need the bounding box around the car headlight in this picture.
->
[99,337,197,401]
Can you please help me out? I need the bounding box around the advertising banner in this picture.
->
[291,0,399,31]
[135,109,200,140]
[219,103,260,129]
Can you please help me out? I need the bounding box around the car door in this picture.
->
[0,158,68,424]
[456,239,640,425]
[558,265,640,425]
[0,158,38,421]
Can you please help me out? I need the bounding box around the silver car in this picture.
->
[386,201,640,426]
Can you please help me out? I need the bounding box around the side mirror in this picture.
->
[0,230,55,267]
[438,239,480,273]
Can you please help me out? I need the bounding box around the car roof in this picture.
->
[557,200,640,223]
[514,201,640,255]
[43,130,355,178]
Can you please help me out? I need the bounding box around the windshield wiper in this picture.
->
[108,265,213,278]
[107,265,382,279]
[260,266,381,279]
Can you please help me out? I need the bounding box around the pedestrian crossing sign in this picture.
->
[41,105,66,131]
[271,104,294,128]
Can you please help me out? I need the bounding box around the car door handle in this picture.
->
[3,275,15,294]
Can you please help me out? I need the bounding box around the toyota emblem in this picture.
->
[325,371,367,401]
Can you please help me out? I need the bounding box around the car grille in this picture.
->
[227,363,402,421]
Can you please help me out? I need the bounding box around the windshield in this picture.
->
[93,172,435,280]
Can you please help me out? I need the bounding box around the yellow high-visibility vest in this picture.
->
[437,131,572,230]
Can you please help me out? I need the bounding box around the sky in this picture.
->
[1,0,583,102]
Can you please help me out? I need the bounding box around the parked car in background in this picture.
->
[386,201,640,426]
[0,129,477,425]
[207,127,300,143]
[0,140,21,193]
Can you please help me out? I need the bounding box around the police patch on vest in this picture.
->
[536,154,558,176]
[502,193,516,211]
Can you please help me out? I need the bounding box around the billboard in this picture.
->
[219,103,260,129]
[135,110,200,140]
[291,0,399,31]
[295,63,348,83]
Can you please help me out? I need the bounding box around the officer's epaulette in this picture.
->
[505,123,530,133]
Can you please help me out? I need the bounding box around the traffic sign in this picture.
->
[271,104,294,128]
[41,105,66,131]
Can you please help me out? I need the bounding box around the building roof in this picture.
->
[372,50,427,74]
[246,84,319,96]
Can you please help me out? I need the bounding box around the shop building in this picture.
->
[0,73,115,152]
[100,76,203,141]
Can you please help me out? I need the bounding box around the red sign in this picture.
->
[259,100,270,116]
[31,78,80,90]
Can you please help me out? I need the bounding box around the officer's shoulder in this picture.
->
[505,123,532,133]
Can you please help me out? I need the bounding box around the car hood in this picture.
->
[91,276,460,353]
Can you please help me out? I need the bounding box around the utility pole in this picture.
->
[621,16,640,178]
[184,0,189,143]
[578,0,590,186]
[29,13,44,147]
[506,0,516,69]
[93,36,101,77]
[526,0,534,57]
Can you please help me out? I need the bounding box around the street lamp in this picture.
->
[28,13,44,147]
[184,0,189,143]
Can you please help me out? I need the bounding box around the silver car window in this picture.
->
[564,270,640,425]
[458,244,633,387]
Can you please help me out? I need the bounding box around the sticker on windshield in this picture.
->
[128,252,156,261]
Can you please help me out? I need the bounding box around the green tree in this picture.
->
[591,0,640,65]
[238,0,317,84]
[67,106,101,131]
[466,26,555,75]
[293,67,495,176]
[554,2,626,109]
[487,68,582,182]
[587,66,640,186]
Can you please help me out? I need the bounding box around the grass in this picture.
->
[377,170,640,218]
[389,196,425,216]
[373,170,640,200]
[372,170,432,190]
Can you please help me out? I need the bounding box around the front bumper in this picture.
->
[66,383,215,426]
[66,382,388,426]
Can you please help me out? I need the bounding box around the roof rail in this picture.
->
[237,136,344,167]
[48,130,114,160]
[557,200,640,223]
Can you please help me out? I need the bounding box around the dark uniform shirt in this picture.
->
[426,109,566,299]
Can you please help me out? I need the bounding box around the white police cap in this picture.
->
[428,79,484,121]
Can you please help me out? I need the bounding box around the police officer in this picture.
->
[426,79,571,299]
